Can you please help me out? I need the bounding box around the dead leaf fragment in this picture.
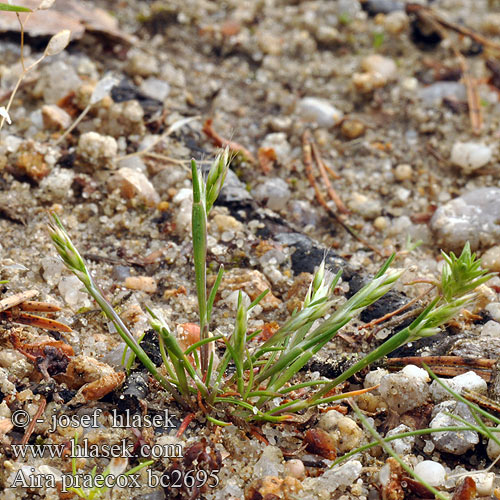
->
[0,0,133,43]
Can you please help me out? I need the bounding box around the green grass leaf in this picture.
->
[0,2,31,12]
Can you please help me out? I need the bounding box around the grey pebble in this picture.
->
[430,187,500,252]
[430,401,479,454]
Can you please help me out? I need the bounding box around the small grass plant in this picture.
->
[67,434,153,500]
[49,149,494,425]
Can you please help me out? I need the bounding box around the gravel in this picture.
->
[1,0,500,498]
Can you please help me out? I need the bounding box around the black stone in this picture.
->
[111,79,163,116]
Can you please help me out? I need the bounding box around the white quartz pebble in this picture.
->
[401,364,430,383]
[470,473,495,496]
[414,461,446,487]
[430,371,487,403]
[297,97,343,128]
[379,371,430,414]
[487,425,500,460]
[450,142,492,172]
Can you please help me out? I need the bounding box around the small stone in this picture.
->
[430,187,500,252]
[34,60,81,104]
[373,216,388,231]
[252,178,291,212]
[430,401,479,454]
[117,155,147,173]
[219,169,253,205]
[304,428,337,459]
[140,77,170,101]
[361,55,397,79]
[471,284,496,313]
[253,446,284,478]
[58,275,91,308]
[394,164,412,181]
[357,392,387,413]
[111,265,130,282]
[41,104,72,130]
[245,476,302,500]
[108,167,160,207]
[401,364,429,383]
[314,25,341,44]
[413,461,446,487]
[297,97,343,128]
[485,302,500,322]
[176,323,200,352]
[337,0,361,18]
[481,245,500,272]
[318,411,363,453]
[0,367,16,395]
[284,459,305,480]
[260,133,291,164]
[481,13,500,36]
[77,131,117,168]
[266,116,293,133]
[309,461,362,495]
[217,268,281,310]
[127,50,159,77]
[3,135,22,154]
[257,31,283,56]
[341,119,365,139]
[362,0,404,15]
[41,256,65,287]
[418,82,466,105]
[100,100,146,137]
[212,214,243,233]
[16,150,49,181]
[364,368,389,388]
[470,473,495,496]
[124,276,157,293]
[356,54,397,90]
[401,77,418,92]
[383,11,409,34]
[386,424,414,455]
[481,320,500,338]
[450,142,492,172]
[39,168,75,201]
[487,425,500,460]
[288,199,319,227]
[352,71,387,93]
[379,371,430,414]
[153,165,189,195]
[430,371,487,403]
[348,192,381,219]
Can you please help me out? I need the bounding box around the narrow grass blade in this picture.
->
[350,399,448,500]
[207,265,224,323]
[0,3,31,11]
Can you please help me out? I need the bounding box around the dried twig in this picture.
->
[406,3,500,53]
[21,397,46,445]
[386,356,495,381]
[176,412,195,438]
[310,142,351,218]
[0,290,71,332]
[203,119,257,164]
[0,290,38,312]
[455,50,483,134]
[360,285,435,330]
[302,130,383,256]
